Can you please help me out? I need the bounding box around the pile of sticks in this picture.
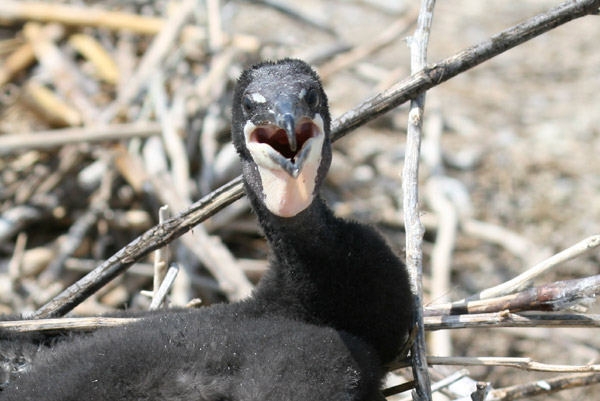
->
[1,1,599,400]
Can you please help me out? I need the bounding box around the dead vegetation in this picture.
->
[1,0,599,400]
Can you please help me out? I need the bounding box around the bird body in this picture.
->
[3,311,382,401]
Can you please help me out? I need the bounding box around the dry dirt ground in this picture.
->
[1,0,599,399]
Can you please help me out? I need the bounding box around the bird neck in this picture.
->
[253,192,336,256]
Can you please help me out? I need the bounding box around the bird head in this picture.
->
[232,59,332,218]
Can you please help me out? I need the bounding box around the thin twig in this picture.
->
[425,275,600,316]
[149,263,179,310]
[150,72,191,200]
[464,235,600,301]
[485,372,600,401]
[404,0,436,399]
[152,205,170,308]
[0,317,139,332]
[0,123,162,154]
[393,356,600,373]
[424,312,600,331]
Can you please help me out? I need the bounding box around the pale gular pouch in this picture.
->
[244,114,325,218]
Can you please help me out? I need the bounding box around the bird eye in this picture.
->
[305,88,320,110]
[242,94,254,114]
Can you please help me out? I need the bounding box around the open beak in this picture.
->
[243,96,325,217]
[244,98,324,179]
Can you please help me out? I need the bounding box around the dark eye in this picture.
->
[305,88,320,110]
[242,94,254,114]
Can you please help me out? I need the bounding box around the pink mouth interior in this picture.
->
[251,121,316,160]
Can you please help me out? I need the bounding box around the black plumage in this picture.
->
[1,59,412,399]
[3,311,382,400]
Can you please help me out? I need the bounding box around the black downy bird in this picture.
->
[230,59,414,364]
[2,312,382,401]
[1,59,413,399]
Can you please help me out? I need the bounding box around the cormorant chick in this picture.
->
[2,311,382,401]
[1,59,413,396]
[231,59,414,364]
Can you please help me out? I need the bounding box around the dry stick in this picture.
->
[0,41,34,86]
[23,22,99,124]
[206,0,224,52]
[423,103,456,356]
[330,0,600,142]
[0,1,202,37]
[142,137,253,301]
[33,0,600,318]
[430,357,600,374]
[247,0,335,35]
[464,235,600,301]
[98,0,197,124]
[149,263,179,310]
[0,123,162,154]
[40,166,116,285]
[8,233,27,309]
[424,312,600,331]
[425,275,600,316]
[34,177,244,318]
[24,80,82,126]
[393,356,600,374]
[38,206,101,285]
[460,219,543,267]
[384,213,543,266]
[68,34,119,85]
[318,13,417,80]
[0,317,140,332]
[0,23,64,86]
[8,311,600,333]
[387,369,471,400]
[486,372,600,401]
[150,72,191,201]
[386,369,471,400]
[152,205,170,308]
[404,0,436,400]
